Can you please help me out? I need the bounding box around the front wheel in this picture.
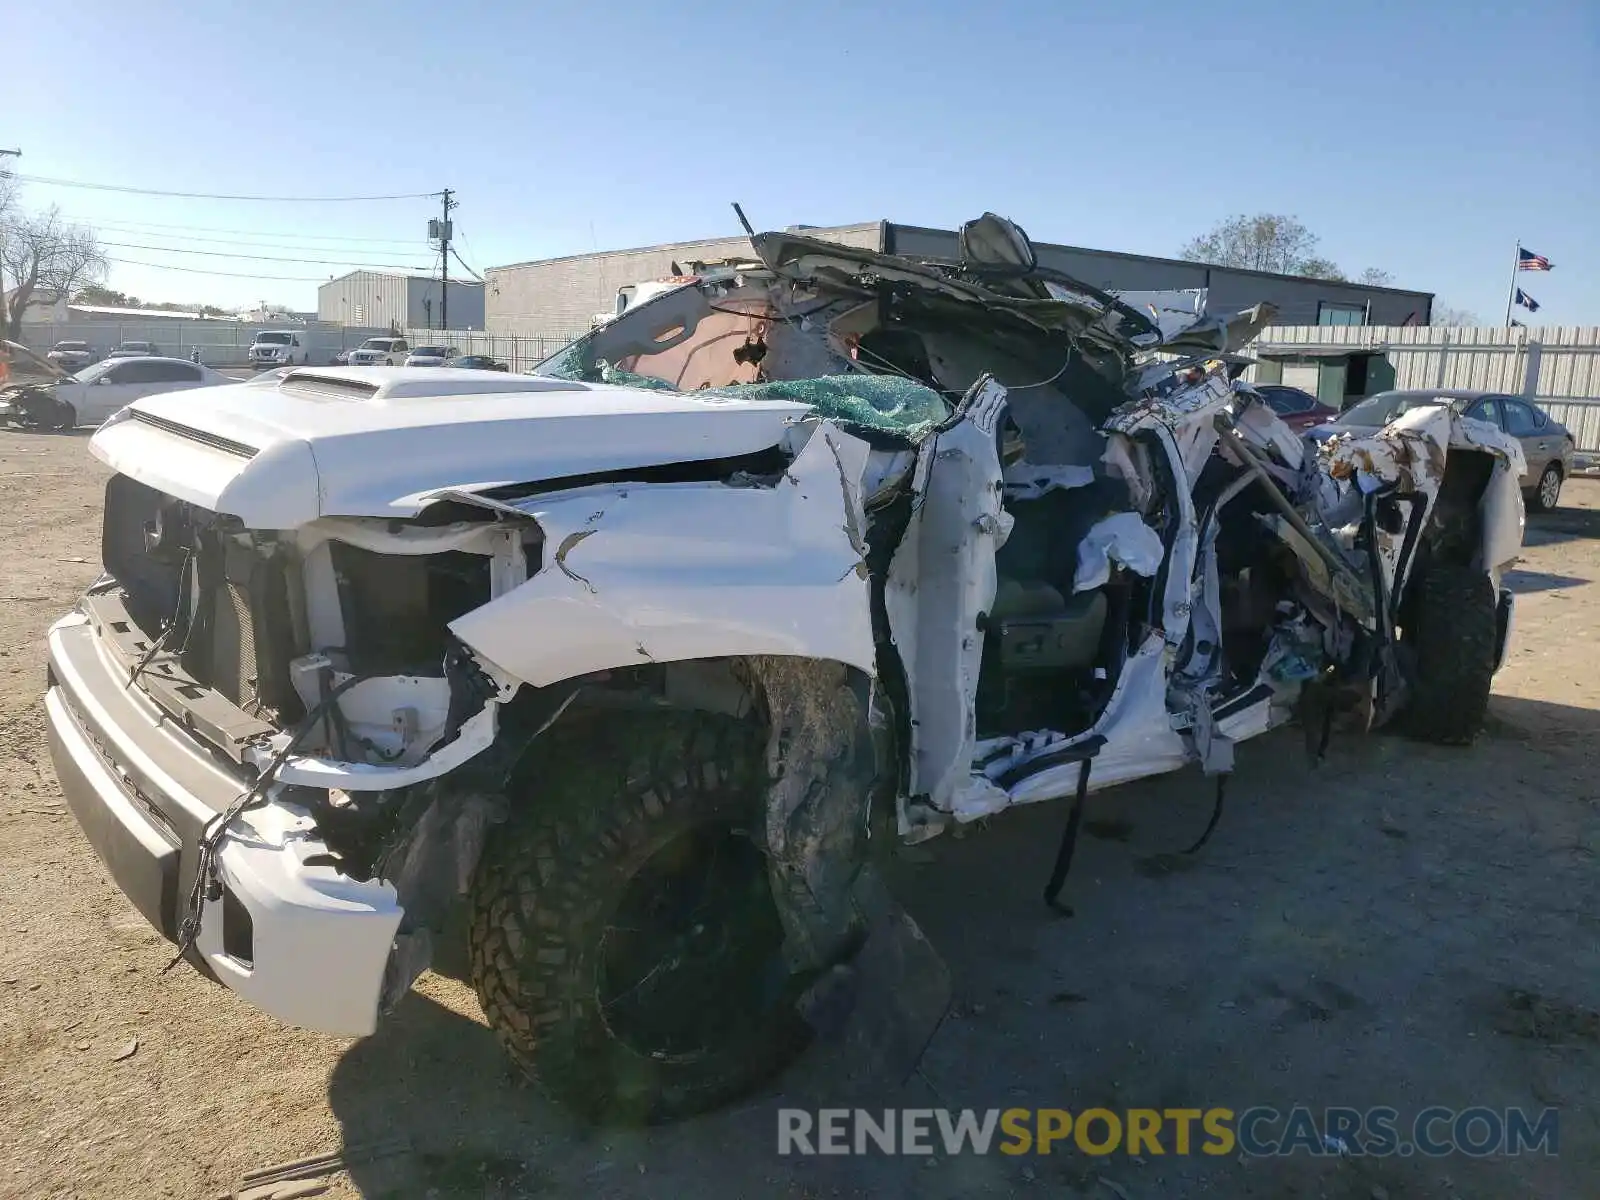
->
[53,403,76,432]
[468,711,810,1124]
[1401,563,1498,744]
[1528,463,1563,513]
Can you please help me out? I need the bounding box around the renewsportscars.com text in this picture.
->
[777,1106,1559,1158]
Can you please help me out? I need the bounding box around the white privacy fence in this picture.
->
[1247,325,1600,452]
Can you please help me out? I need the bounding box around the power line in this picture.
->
[65,214,435,245]
[85,222,433,254]
[107,257,335,282]
[451,246,484,283]
[99,240,432,269]
[11,172,440,203]
[457,224,498,282]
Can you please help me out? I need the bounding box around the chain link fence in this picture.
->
[16,320,586,372]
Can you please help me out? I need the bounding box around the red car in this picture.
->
[1255,383,1339,431]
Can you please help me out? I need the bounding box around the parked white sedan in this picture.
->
[52,357,230,427]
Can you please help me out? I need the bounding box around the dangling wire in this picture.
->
[127,548,194,691]
[163,672,376,972]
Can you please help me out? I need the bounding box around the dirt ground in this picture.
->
[0,428,1595,1200]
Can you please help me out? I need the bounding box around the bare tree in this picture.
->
[1,206,109,338]
[1180,214,1393,285]
[1181,214,1320,275]
[0,172,17,307]
[1295,257,1347,282]
[1430,304,1481,327]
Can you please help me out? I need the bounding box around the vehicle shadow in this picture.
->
[0,426,96,438]
[1524,501,1600,547]
[326,711,1599,1199]
[1504,567,1589,593]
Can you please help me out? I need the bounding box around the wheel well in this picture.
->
[1420,448,1495,569]
[368,654,887,1012]
[490,655,887,806]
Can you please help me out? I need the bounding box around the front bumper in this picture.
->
[44,611,403,1035]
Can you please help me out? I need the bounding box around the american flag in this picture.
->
[1518,248,1553,271]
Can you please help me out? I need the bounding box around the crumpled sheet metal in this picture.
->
[1319,404,1452,494]
[1073,511,1165,593]
[1001,461,1095,501]
[1453,413,1528,477]
[1318,406,1525,496]
[1106,370,1236,435]
[446,422,876,688]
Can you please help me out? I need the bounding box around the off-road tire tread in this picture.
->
[467,710,808,1124]
[1403,564,1498,745]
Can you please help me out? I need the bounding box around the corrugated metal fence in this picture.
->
[1248,325,1600,452]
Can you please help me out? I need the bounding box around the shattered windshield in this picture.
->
[535,286,950,441]
[553,357,948,442]
[1338,391,1457,427]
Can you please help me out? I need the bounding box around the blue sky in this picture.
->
[4,0,1596,324]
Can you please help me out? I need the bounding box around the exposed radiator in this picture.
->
[186,539,302,724]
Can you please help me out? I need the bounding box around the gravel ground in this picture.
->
[0,428,1595,1200]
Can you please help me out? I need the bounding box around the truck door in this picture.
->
[884,376,1011,816]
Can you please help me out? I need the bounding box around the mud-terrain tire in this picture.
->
[1527,463,1563,513]
[468,711,810,1124]
[1402,563,1498,745]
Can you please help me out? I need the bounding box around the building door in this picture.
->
[1364,354,1396,395]
[1315,360,1347,408]
[1281,363,1320,393]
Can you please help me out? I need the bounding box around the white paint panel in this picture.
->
[449,425,877,686]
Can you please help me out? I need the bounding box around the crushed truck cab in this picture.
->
[46,214,1525,1122]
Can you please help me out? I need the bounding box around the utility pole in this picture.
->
[439,188,455,331]
[0,151,18,331]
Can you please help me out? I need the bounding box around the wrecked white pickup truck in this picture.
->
[45,214,1524,1124]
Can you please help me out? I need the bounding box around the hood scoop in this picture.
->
[280,373,381,402]
[277,368,587,405]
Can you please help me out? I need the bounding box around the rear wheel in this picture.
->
[468,711,810,1124]
[1401,563,1498,744]
[1528,463,1563,513]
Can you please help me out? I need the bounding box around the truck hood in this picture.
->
[88,367,810,528]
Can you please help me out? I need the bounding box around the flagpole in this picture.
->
[1504,242,1521,327]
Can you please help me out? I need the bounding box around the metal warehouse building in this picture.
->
[486,220,1433,339]
[318,270,486,331]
